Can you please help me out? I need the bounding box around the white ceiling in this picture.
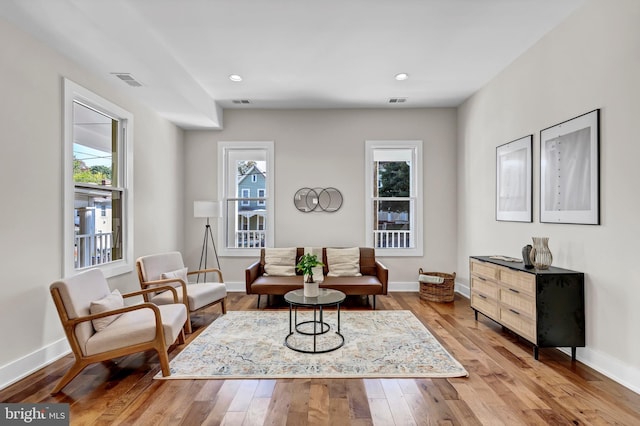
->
[0,0,585,129]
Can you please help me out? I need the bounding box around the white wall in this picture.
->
[183,108,458,289]
[457,0,640,393]
[0,17,185,388]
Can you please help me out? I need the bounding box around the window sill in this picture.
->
[374,247,423,257]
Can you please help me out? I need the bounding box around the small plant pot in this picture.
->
[304,281,319,297]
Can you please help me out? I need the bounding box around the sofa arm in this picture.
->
[245,260,262,294]
[375,260,389,295]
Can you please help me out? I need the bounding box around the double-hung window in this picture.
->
[365,140,423,256]
[218,141,274,256]
[63,79,133,278]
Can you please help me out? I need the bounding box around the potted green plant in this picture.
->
[296,253,324,297]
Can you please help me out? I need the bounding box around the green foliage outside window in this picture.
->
[74,157,111,184]
[378,161,410,213]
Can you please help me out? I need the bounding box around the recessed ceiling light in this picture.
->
[395,73,409,81]
[229,74,243,82]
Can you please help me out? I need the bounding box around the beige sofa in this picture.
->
[245,247,388,309]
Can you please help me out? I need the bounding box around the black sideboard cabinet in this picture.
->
[469,256,585,360]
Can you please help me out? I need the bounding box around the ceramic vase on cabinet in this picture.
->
[530,237,553,270]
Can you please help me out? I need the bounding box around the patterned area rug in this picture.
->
[156,310,468,380]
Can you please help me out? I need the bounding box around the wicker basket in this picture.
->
[418,269,456,303]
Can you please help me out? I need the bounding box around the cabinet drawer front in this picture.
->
[471,276,498,299]
[500,268,535,296]
[470,260,498,280]
[500,308,536,343]
[472,293,499,320]
[500,290,536,318]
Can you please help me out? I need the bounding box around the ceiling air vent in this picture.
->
[232,99,251,104]
[389,98,407,104]
[112,73,142,87]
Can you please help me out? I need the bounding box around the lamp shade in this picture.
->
[194,201,221,218]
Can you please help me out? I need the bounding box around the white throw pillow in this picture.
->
[90,289,124,332]
[161,267,189,286]
[326,247,362,277]
[264,247,296,276]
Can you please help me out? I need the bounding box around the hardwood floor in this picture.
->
[2,292,639,425]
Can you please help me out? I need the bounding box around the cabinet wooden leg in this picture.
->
[571,347,577,361]
[473,309,478,321]
[534,346,539,360]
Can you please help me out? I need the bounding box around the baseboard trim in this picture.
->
[0,338,70,391]
[556,346,640,394]
[388,281,418,292]
[226,281,246,292]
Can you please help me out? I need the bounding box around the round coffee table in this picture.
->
[284,288,346,354]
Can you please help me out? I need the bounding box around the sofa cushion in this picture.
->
[322,275,384,294]
[90,289,124,332]
[326,247,362,277]
[264,247,297,276]
[251,275,303,295]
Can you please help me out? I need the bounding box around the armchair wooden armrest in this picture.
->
[188,268,224,282]
[68,302,164,330]
[123,285,180,303]
[138,277,189,307]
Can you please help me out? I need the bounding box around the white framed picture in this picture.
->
[540,109,600,225]
[496,135,532,222]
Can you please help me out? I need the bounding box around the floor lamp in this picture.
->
[194,201,221,282]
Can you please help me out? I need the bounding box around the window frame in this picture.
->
[241,188,251,206]
[218,141,274,257]
[257,189,266,206]
[63,78,134,278]
[364,140,423,257]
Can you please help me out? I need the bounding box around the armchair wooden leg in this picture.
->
[157,349,171,377]
[177,329,185,345]
[51,360,87,394]
[184,311,193,334]
[257,295,261,309]
[221,298,227,314]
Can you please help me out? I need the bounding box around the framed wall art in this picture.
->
[496,135,533,222]
[540,109,600,225]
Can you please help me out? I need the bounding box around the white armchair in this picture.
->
[136,251,227,333]
[49,268,187,394]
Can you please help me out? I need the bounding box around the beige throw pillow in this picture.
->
[326,247,362,277]
[264,247,296,276]
[161,267,189,286]
[90,289,124,332]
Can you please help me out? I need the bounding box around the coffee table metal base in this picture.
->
[284,289,345,354]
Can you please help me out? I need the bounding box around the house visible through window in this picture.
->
[218,141,274,256]
[64,79,133,278]
[365,140,423,256]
